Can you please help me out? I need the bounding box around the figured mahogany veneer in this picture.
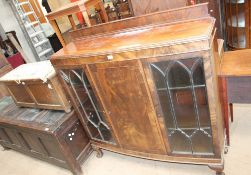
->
[51,4,225,175]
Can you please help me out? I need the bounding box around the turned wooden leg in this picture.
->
[229,103,233,122]
[92,145,103,158]
[208,163,225,175]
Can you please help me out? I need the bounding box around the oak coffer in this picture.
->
[0,61,71,112]
[0,96,91,175]
[50,4,225,175]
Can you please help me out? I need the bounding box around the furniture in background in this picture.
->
[46,0,108,47]
[41,0,63,53]
[19,0,47,24]
[129,0,187,16]
[223,0,249,50]
[7,52,25,68]
[105,0,133,21]
[0,96,92,175]
[0,52,12,99]
[0,61,71,112]
[195,0,223,38]
[219,49,251,145]
[51,4,225,175]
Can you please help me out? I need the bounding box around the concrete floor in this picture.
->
[0,104,250,175]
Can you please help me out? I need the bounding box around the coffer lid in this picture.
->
[0,60,56,83]
[0,97,72,132]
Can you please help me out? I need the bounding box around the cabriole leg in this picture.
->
[92,145,103,158]
[208,163,225,175]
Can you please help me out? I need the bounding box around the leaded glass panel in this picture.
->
[60,69,114,144]
[150,58,213,155]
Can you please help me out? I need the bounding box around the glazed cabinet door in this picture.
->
[59,68,115,145]
[87,60,166,154]
[145,57,214,156]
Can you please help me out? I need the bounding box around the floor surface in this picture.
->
[0,104,250,175]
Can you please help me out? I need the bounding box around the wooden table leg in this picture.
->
[82,10,91,27]
[68,15,77,30]
[229,103,233,122]
[49,19,66,47]
[98,1,109,22]
[219,77,230,146]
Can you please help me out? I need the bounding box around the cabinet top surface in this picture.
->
[0,96,72,131]
[221,49,251,77]
[51,17,214,60]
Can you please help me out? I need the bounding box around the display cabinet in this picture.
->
[51,4,225,175]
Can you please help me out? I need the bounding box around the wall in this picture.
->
[0,0,36,63]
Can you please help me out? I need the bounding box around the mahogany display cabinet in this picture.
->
[0,96,92,175]
[51,4,225,175]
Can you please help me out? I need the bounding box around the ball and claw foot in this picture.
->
[208,163,224,175]
[92,146,103,158]
[96,148,103,158]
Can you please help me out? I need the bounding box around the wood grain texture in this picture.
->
[69,3,209,40]
[87,60,166,154]
[52,17,214,59]
[2,76,71,112]
[218,77,230,146]
[221,49,251,76]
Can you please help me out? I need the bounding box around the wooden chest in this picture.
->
[0,96,92,175]
[0,61,71,112]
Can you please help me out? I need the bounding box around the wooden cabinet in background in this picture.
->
[51,4,225,175]
[223,0,250,50]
